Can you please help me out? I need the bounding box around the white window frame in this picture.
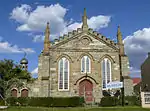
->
[101,58,112,90]
[81,56,91,73]
[58,57,69,91]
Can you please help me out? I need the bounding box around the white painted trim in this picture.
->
[20,87,28,92]
[58,57,69,91]
[11,88,18,91]
[81,56,91,74]
[58,59,60,90]
[102,58,112,90]
[109,60,112,83]
[81,57,84,73]
[88,57,91,73]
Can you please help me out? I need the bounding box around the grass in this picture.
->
[1,106,150,111]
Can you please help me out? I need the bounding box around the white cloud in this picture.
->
[10,3,67,33]
[32,35,45,42]
[129,67,141,78]
[124,27,150,77]
[0,37,35,53]
[88,15,111,30]
[10,3,111,41]
[10,4,31,23]
[31,67,38,74]
[61,15,111,35]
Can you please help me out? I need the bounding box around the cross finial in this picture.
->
[82,8,88,31]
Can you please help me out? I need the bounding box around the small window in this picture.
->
[81,56,91,73]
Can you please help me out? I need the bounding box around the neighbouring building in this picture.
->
[140,53,150,108]
[132,78,141,94]
[141,52,150,91]
[10,9,133,103]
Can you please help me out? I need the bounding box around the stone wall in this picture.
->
[121,56,134,96]
[29,31,133,103]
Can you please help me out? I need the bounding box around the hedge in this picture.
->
[124,96,141,106]
[6,97,84,107]
[100,96,141,107]
[100,96,118,107]
[0,100,5,106]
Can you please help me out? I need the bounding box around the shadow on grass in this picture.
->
[2,106,150,111]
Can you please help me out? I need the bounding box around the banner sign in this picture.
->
[106,81,123,89]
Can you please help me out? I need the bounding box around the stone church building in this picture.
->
[11,9,133,103]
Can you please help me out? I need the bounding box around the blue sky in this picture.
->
[0,0,150,78]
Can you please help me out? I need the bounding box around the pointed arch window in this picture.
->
[81,56,91,73]
[58,57,69,91]
[101,58,112,89]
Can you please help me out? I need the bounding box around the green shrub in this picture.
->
[117,95,141,106]
[17,97,29,106]
[29,97,53,107]
[6,96,84,107]
[0,100,5,106]
[6,97,18,106]
[100,96,118,107]
[124,96,141,106]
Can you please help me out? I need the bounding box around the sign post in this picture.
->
[106,81,123,89]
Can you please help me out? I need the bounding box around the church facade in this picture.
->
[11,9,133,103]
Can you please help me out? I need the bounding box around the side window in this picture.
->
[101,58,112,89]
[58,57,69,91]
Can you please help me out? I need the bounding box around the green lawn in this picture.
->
[1,107,150,111]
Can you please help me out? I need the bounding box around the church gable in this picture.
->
[42,8,124,55]
[50,29,118,51]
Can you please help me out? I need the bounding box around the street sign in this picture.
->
[106,81,123,89]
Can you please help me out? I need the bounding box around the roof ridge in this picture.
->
[88,29,117,46]
[50,28,82,45]
[50,28,118,48]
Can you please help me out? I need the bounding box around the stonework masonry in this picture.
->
[25,30,133,103]
[15,9,134,103]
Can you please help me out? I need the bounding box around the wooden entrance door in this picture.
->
[11,89,17,97]
[79,79,93,102]
[21,89,28,97]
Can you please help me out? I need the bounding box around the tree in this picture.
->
[0,59,31,81]
[0,59,32,99]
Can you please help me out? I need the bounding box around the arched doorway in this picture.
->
[11,89,17,97]
[79,79,93,102]
[21,89,28,97]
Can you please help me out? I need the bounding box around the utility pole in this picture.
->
[117,26,125,106]
[48,55,51,97]
[119,54,124,106]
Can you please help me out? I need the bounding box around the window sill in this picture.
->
[58,89,69,92]
[81,72,91,74]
